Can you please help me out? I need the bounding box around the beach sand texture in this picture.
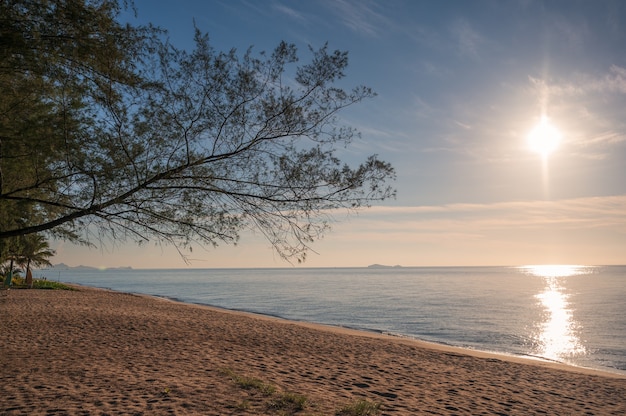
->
[1,287,624,415]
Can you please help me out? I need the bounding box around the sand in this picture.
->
[1,286,624,415]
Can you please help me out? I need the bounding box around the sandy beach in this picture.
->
[1,286,624,415]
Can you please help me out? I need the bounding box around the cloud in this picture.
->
[605,65,626,93]
[526,66,626,154]
[552,14,589,51]
[453,120,472,130]
[325,0,389,37]
[346,195,626,233]
[449,18,485,59]
[530,65,626,97]
[581,131,626,147]
[56,195,626,268]
[272,3,304,21]
[412,95,439,119]
[573,65,626,94]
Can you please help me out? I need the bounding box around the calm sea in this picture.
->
[38,265,626,375]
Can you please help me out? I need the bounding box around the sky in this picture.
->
[53,0,626,268]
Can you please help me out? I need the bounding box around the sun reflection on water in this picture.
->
[521,264,590,278]
[520,265,591,362]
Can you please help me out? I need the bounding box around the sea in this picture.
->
[37,264,626,376]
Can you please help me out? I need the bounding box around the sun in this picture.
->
[528,116,562,157]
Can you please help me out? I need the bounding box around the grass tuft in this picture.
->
[221,368,313,414]
[220,368,276,395]
[236,399,250,410]
[336,399,382,416]
[267,391,308,413]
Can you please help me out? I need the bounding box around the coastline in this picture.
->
[151,290,625,380]
[145,287,626,379]
[1,285,624,415]
[38,265,626,377]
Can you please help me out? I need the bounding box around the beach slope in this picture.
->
[1,287,624,415]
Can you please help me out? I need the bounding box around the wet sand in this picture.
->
[1,286,624,415]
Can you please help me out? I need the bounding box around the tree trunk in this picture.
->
[26,259,33,288]
[6,258,14,287]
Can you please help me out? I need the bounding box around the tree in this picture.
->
[16,234,55,287]
[1,0,158,243]
[0,235,22,286]
[0,1,395,263]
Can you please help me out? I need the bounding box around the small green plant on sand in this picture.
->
[267,392,308,413]
[236,399,250,410]
[220,368,276,396]
[221,368,312,414]
[336,399,382,416]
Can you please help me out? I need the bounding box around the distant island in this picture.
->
[48,263,132,271]
[367,264,403,269]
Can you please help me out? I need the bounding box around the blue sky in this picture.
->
[54,0,626,268]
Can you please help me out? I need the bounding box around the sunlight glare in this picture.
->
[527,116,561,158]
[521,264,589,278]
[535,280,586,361]
[520,265,593,362]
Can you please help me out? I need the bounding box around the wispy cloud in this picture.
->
[325,0,389,37]
[272,3,304,21]
[604,65,626,93]
[578,65,626,94]
[307,195,625,266]
[580,131,626,147]
[453,120,472,130]
[551,14,589,52]
[530,65,626,97]
[351,195,626,233]
[526,66,626,155]
[449,18,485,60]
[411,95,439,119]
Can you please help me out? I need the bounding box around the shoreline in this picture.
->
[114,285,626,380]
[2,285,625,415]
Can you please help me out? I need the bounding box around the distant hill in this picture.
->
[367,264,403,269]
[49,263,132,271]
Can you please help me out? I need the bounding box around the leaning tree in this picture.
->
[0,0,395,262]
[12,233,55,287]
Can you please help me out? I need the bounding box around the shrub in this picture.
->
[32,280,75,290]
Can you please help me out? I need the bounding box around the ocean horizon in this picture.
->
[37,264,626,376]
